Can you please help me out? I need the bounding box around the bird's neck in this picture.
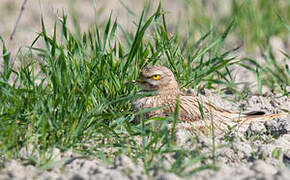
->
[157,80,179,96]
[157,87,180,96]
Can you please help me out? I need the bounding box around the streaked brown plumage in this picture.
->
[132,66,288,133]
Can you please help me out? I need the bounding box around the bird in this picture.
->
[131,66,288,134]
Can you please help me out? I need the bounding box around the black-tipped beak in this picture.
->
[124,80,136,86]
[124,78,145,86]
[135,78,145,84]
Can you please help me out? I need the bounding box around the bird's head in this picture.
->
[136,66,179,93]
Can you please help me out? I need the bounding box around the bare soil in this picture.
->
[0,92,289,180]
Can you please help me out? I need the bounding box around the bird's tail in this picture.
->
[205,100,289,124]
[197,103,289,134]
[235,112,288,124]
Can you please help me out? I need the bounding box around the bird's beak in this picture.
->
[135,78,146,84]
[124,80,136,86]
[124,78,145,86]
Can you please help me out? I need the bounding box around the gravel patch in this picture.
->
[0,93,289,180]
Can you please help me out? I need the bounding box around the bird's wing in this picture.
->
[173,95,289,134]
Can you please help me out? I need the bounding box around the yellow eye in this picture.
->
[152,74,160,80]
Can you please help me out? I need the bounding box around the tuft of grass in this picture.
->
[0,3,238,176]
[182,0,290,51]
[240,47,290,95]
[260,47,289,95]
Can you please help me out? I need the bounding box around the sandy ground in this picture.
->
[0,1,290,179]
[0,0,186,52]
[0,92,289,180]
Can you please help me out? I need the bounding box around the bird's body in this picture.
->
[132,66,288,133]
